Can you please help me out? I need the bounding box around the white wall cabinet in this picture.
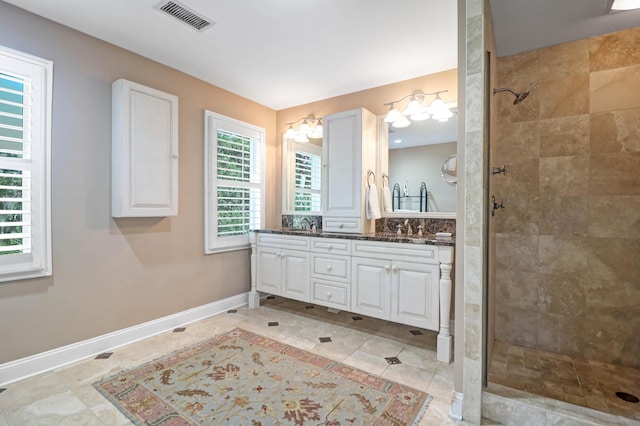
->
[322,108,377,234]
[112,79,179,217]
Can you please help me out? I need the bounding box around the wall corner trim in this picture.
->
[0,293,249,386]
[450,391,464,420]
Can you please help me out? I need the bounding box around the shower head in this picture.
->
[493,87,529,105]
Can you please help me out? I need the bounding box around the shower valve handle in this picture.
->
[491,196,505,217]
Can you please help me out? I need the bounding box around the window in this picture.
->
[293,146,321,212]
[0,46,52,282]
[204,111,265,253]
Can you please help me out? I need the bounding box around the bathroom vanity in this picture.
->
[248,229,454,363]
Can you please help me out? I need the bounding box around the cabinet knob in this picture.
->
[326,265,332,272]
[172,153,179,159]
[339,224,344,228]
[328,244,333,250]
[384,265,390,272]
[326,292,332,298]
[392,266,399,272]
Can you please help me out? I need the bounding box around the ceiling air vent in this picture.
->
[154,0,216,32]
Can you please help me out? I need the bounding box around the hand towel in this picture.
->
[366,183,382,219]
[381,182,393,212]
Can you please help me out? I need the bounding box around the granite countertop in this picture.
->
[253,228,455,246]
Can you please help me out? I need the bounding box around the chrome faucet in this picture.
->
[300,217,311,230]
[300,218,317,232]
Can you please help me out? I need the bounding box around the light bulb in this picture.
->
[294,132,309,143]
[384,105,403,123]
[391,116,411,128]
[284,125,297,139]
[298,120,310,134]
[403,97,423,116]
[309,121,323,139]
[410,111,430,121]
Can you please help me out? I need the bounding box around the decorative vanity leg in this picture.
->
[248,232,260,308]
[437,246,453,363]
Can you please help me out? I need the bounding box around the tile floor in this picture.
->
[0,297,479,425]
[488,340,640,421]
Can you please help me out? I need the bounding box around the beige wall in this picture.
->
[0,2,277,364]
[275,70,458,217]
[491,26,640,368]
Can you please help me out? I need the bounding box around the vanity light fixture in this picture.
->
[284,114,323,142]
[607,0,640,11]
[383,90,453,128]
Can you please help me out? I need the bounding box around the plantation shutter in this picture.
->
[216,129,262,237]
[204,111,265,253]
[294,150,321,212]
[0,72,32,259]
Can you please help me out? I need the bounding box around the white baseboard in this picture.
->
[450,391,463,420]
[0,292,249,387]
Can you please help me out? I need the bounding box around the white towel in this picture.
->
[381,182,393,212]
[366,183,382,219]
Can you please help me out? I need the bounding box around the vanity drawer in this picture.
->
[256,233,310,250]
[322,217,362,234]
[351,240,438,263]
[311,279,350,310]
[311,253,350,282]
[310,237,351,255]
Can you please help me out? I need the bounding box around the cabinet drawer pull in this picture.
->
[326,265,333,272]
[384,265,390,272]
[339,224,344,228]
[392,266,399,272]
[326,292,332,298]
[328,244,333,250]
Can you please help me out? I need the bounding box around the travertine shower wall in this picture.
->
[491,26,640,368]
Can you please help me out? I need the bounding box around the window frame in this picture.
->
[204,110,265,254]
[0,45,52,282]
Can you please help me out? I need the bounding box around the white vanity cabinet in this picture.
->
[322,108,377,234]
[351,240,440,331]
[112,79,179,217]
[255,233,310,302]
[249,232,455,363]
[309,238,351,310]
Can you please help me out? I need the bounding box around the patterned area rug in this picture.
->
[94,328,432,425]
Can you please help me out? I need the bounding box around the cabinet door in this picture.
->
[322,110,361,218]
[256,247,281,295]
[391,261,440,331]
[351,257,391,320]
[112,79,178,217]
[281,250,310,302]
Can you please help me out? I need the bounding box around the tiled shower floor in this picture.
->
[488,341,640,421]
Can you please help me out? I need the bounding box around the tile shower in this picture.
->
[488,26,640,421]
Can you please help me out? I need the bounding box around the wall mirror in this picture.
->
[282,136,322,214]
[441,154,457,186]
[380,107,457,219]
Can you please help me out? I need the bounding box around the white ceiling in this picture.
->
[2,0,457,111]
[490,0,640,56]
[4,0,639,114]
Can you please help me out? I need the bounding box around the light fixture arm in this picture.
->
[285,113,320,127]
[382,90,449,107]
